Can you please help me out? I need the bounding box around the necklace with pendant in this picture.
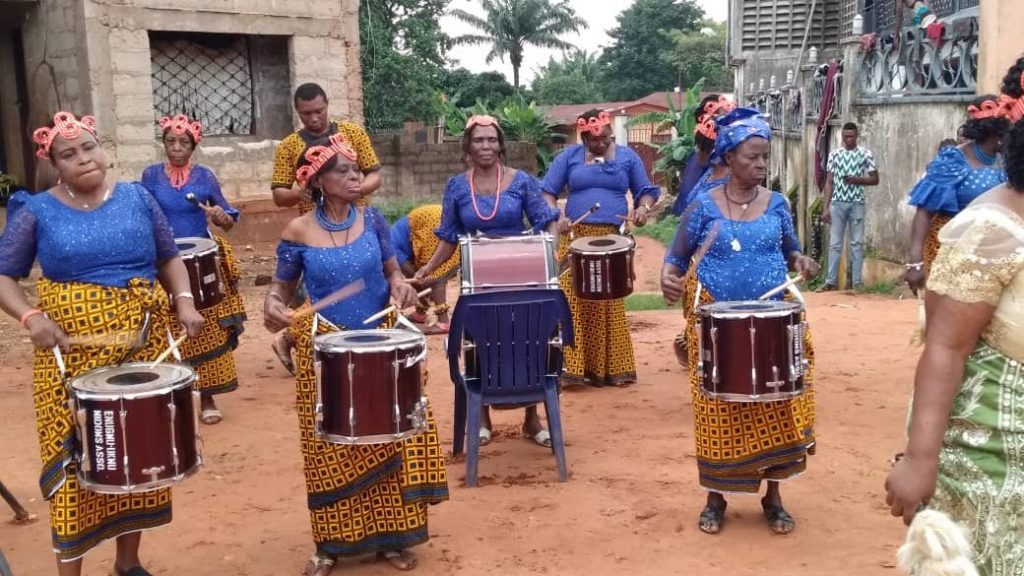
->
[724,185,758,252]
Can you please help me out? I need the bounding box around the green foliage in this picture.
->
[664,21,733,92]
[632,214,680,246]
[360,0,451,126]
[599,0,705,101]
[855,280,902,296]
[532,50,604,105]
[375,198,426,224]
[450,0,587,88]
[624,293,671,312]
[440,68,516,108]
[626,79,706,189]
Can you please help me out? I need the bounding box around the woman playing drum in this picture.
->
[660,108,819,536]
[413,115,560,447]
[541,109,659,387]
[0,112,203,576]
[390,204,460,334]
[263,133,448,575]
[140,114,247,425]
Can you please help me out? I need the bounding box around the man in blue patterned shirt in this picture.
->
[819,122,880,291]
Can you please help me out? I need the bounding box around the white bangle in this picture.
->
[267,292,284,302]
[174,292,195,302]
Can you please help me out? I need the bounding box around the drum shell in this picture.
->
[459,235,559,294]
[696,301,807,402]
[569,236,635,300]
[72,370,201,493]
[315,337,427,444]
[176,237,223,310]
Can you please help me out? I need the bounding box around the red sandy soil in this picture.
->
[0,236,914,575]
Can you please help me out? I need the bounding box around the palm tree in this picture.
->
[450,0,587,89]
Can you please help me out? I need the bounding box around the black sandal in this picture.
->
[761,497,796,534]
[698,501,726,534]
[115,566,154,576]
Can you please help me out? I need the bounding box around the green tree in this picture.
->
[360,0,451,126]
[531,50,604,105]
[449,0,586,89]
[665,21,733,92]
[599,0,704,101]
[440,68,516,108]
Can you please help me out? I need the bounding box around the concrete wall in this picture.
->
[0,34,27,185]
[978,0,1024,94]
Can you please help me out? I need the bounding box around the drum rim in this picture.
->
[699,300,803,318]
[569,234,635,254]
[77,457,202,494]
[71,362,197,398]
[175,236,219,256]
[458,232,555,245]
[314,328,426,353]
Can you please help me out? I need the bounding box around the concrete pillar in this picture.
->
[613,113,628,146]
[978,0,1024,94]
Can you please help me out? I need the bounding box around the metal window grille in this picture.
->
[150,32,254,136]
[740,0,843,52]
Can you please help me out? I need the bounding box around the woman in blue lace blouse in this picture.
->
[541,109,659,387]
[140,114,246,425]
[0,111,203,576]
[414,115,559,447]
[661,108,819,537]
[905,94,1009,294]
[262,133,448,575]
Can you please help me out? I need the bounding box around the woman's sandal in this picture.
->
[698,501,727,534]
[761,497,796,535]
[378,549,417,571]
[272,332,296,376]
[301,553,335,576]
[115,566,154,576]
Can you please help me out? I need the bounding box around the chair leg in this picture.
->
[465,391,482,487]
[452,383,467,456]
[543,388,568,482]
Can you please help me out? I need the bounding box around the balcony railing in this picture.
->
[807,63,842,121]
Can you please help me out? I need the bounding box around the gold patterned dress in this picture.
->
[921,202,1024,576]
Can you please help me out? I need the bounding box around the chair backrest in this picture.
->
[447,289,574,401]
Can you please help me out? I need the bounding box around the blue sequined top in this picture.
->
[908,147,1006,216]
[275,207,395,329]
[672,152,710,216]
[0,182,179,287]
[541,144,660,225]
[390,215,413,266]
[681,169,730,216]
[140,164,239,239]
[435,170,558,242]
[664,191,799,301]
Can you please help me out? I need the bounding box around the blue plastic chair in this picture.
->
[0,548,12,576]
[447,289,575,486]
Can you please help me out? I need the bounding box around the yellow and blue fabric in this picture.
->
[666,191,815,492]
[392,204,461,281]
[271,121,380,215]
[0,183,179,560]
[434,171,558,243]
[541,144,660,225]
[142,163,247,395]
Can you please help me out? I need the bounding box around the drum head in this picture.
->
[71,362,196,395]
[570,234,634,254]
[176,237,218,256]
[315,329,425,353]
[699,300,803,318]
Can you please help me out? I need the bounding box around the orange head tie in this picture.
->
[294,132,358,188]
[967,99,1003,120]
[576,112,612,138]
[32,112,98,159]
[465,115,500,131]
[997,94,1024,123]
[158,114,203,144]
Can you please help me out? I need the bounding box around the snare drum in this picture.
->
[70,363,201,493]
[695,300,808,402]
[176,237,222,310]
[459,234,558,294]
[569,234,635,300]
[314,329,429,444]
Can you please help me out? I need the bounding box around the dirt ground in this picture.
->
[0,236,916,575]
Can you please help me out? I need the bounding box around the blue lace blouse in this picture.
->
[140,164,239,239]
[541,144,660,225]
[0,182,179,287]
[434,170,558,242]
[908,147,1006,216]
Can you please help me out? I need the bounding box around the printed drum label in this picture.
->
[92,409,118,471]
[202,273,217,284]
[585,260,604,293]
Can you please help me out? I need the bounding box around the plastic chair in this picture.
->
[447,289,574,486]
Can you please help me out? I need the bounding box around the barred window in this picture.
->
[740,0,842,52]
[150,32,254,136]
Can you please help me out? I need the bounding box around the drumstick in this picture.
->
[758,275,802,300]
[185,193,213,212]
[148,333,188,369]
[678,222,720,291]
[52,346,66,376]
[290,278,367,324]
[615,214,630,220]
[569,203,601,228]
[362,288,431,325]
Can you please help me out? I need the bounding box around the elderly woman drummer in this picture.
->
[262,133,448,575]
[0,112,203,576]
[661,108,819,536]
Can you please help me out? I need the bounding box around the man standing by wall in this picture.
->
[819,122,880,291]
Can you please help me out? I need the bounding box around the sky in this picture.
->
[442,0,728,86]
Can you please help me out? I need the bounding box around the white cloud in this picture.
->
[444,0,728,86]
